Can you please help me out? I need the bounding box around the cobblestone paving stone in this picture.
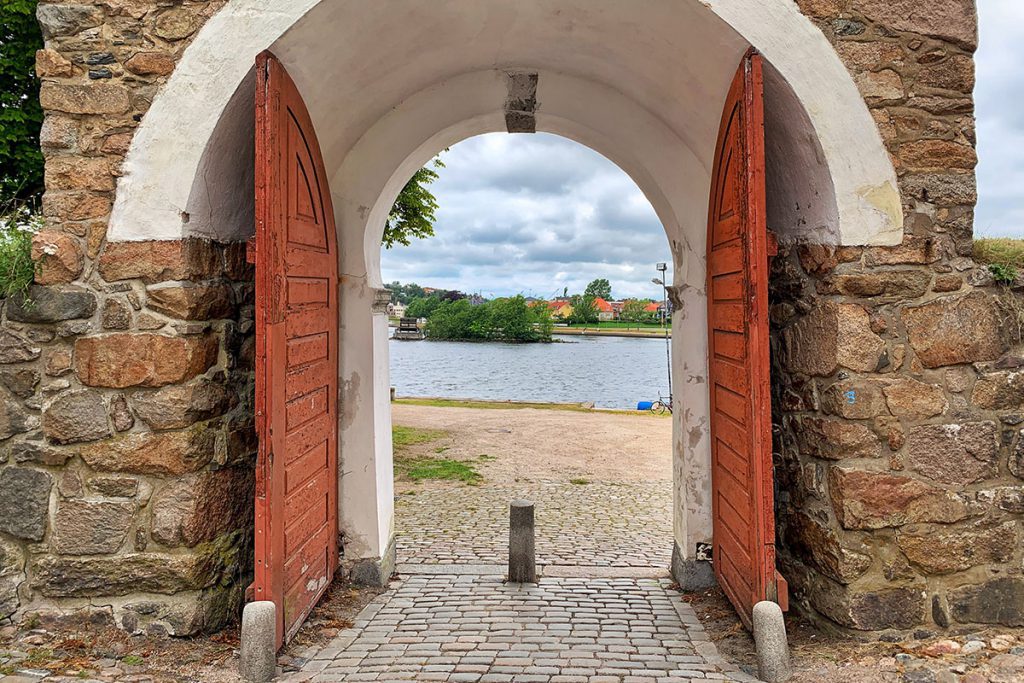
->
[395,482,673,568]
[286,575,753,683]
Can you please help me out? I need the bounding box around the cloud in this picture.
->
[381,133,672,300]
[975,0,1024,237]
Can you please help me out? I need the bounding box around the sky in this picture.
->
[380,133,670,300]
[974,0,1022,237]
[382,0,1019,297]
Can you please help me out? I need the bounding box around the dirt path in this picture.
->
[390,402,672,485]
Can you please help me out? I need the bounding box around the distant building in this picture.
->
[547,300,573,319]
[386,302,407,318]
[592,297,615,321]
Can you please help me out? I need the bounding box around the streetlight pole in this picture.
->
[652,263,671,403]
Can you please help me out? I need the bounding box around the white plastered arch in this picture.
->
[331,68,714,565]
[109,0,902,246]
[102,0,907,577]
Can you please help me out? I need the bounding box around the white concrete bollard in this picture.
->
[752,600,792,682]
[240,601,277,682]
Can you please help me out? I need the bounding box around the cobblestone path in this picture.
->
[395,481,674,569]
[288,575,752,682]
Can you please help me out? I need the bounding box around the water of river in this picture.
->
[389,335,672,409]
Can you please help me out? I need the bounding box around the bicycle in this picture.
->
[637,394,672,415]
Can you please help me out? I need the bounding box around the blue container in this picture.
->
[637,401,654,411]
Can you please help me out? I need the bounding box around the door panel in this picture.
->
[254,50,339,649]
[707,50,783,627]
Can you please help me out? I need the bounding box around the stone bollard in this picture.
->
[240,601,277,682]
[752,600,792,682]
[508,499,537,583]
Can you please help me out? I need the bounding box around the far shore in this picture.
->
[552,327,670,339]
[388,320,670,339]
[391,395,670,416]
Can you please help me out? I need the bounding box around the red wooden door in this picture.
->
[706,51,784,627]
[254,51,339,648]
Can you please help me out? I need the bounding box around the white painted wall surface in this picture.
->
[104,0,907,570]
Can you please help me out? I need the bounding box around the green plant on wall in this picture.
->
[0,205,39,300]
[988,262,1018,286]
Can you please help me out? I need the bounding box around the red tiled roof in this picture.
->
[592,297,613,312]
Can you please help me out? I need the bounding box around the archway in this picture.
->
[103,0,904,633]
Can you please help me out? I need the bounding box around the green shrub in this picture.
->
[0,206,38,299]
[989,262,1018,286]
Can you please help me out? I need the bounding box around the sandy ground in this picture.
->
[390,402,672,485]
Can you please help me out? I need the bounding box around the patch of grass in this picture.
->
[565,321,665,329]
[121,655,144,666]
[569,477,590,485]
[394,397,660,415]
[974,238,1024,269]
[391,425,448,450]
[395,397,593,412]
[398,457,482,485]
[477,454,496,461]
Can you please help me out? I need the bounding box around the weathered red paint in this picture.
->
[706,50,785,627]
[254,51,339,649]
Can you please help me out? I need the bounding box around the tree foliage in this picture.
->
[620,299,647,323]
[385,281,426,305]
[0,0,44,204]
[584,278,611,300]
[405,295,442,319]
[383,155,445,248]
[423,296,552,343]
[567,294,599,325]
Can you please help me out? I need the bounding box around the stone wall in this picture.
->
[0,0,250,636]
[2,0,1011,636]
[772,1,1024,632]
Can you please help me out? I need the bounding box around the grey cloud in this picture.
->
[382,132,671,299]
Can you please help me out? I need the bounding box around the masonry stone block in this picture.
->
[0,329,41,364]
[131,377,233,430]
[828,468,970,530]
[797,417,881,460]
[146,282,235,320]
[78,429,216,476]
[150,468,254,547]
[0,467,53,541]
[31,231,83,285]
[783,302,885,376]
[74,333,218,388]
[949,578,1024,627]
[904,421,998,486]
[6,286,97,324]
[42,388,110,444]
[783,512,871,584]
[896,521,1017,574]
[31,553,213,598]
[902,293,1005,368]
[98,239,223,284]
[53,499,136,555]
[854,0,977,50]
